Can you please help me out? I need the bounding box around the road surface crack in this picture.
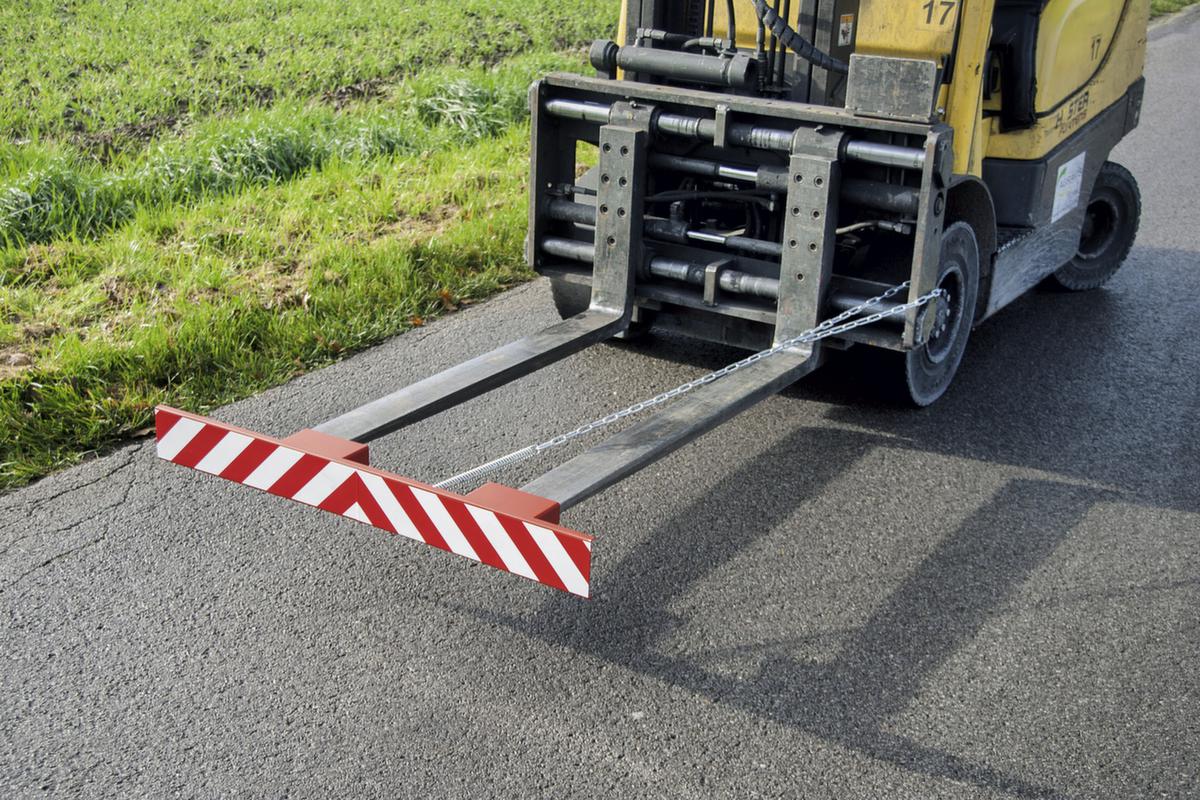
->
[0,535,106,595]
[0,446,137,517]
[0,463,137,589]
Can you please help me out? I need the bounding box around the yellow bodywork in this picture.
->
[617,1,1147,174]
[854,0,1148,171]
[986,0,1149,160]
[855,0,963,58]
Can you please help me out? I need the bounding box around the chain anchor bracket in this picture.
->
[702,259,734,306]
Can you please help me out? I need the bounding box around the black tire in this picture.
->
[885,221,981,407]
[1049,161,1140,291]
[548,277,653,340]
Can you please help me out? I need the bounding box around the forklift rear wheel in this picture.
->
[549,277,653,340]
[1050,161,1141,291]
[890,221,980,407]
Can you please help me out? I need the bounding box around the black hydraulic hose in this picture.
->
[751,0,848,75]
[765,0,778,78]
[724,0,737,45]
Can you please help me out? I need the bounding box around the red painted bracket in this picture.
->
[154,406,592,597]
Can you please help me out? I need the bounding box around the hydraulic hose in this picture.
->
[751,0,848,75]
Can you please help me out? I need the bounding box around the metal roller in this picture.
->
[543,99,926,169]
[545,199,783,259]
[589,40,759,90]
[538,237,903,323]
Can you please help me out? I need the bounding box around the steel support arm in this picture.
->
[520,348,818,511]
[316,310,626,442]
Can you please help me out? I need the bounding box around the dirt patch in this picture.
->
[416,202,461,230]
[20,322,60,343]
[15,243,68,285]
[323,78,389,110]
[243,84,276,106]
[101,275,136,306]
[240,259,311,311]
[73,111,186,162]
[0,347,35,380]
[371,202,462,242]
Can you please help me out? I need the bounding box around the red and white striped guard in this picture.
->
[154,406,592,597]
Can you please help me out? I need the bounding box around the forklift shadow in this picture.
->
[472,426,1116,798]
[617,252,1198,516]
[811,280,1199,516]
[455,248,1193,795]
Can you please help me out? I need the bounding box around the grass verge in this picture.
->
[1,125,534,487]
[0,0,617,490]
[0,54,563,248]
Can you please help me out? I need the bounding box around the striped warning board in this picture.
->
[155,406,592,597]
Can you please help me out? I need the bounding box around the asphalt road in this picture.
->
[4,13,1200,800]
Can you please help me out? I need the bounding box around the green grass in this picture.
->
[0,0,614,143]
[0,1,618,490]
[1152,0,1200,16]
[0,57,556,248]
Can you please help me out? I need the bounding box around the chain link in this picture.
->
[435,281,944,492]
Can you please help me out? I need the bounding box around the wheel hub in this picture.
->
[899,221,980,408]
[923,263,963,365]
[1078,194,1121,260]
[929,296,951,341]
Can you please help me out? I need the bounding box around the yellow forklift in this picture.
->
[157,1,1150,597]
[541,0,1149,404]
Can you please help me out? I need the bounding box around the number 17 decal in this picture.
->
[920,0,959,29]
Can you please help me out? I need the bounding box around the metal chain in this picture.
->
[435,281,943,492]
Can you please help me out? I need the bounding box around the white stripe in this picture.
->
[343,502,369,524]
[242,447,305,490]
[411,487,479,562]
[467,506,537,581]
[292,461,356,506]
[359,472,423,541]
[156,417,205,461]
[526,523,589,597]
[193,431,253,475]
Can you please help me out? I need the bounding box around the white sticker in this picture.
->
[838,14,855,47]
[1051,152,1086,223]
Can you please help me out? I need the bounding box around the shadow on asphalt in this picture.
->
[461,249,1200,796]
[475,425,1106,798]
[613,247,1199,515]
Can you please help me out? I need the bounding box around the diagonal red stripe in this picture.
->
[171,425,228,469]
[156,409,182,440]
[347,475,395,532]
[317,472,360,516]
[557,533,592,584]
[387,481,451,552]
[266,454,327,498]
[440,497,506,572]
[495,513,568,593]
[314,471,393,533]
[219,438,278,483]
